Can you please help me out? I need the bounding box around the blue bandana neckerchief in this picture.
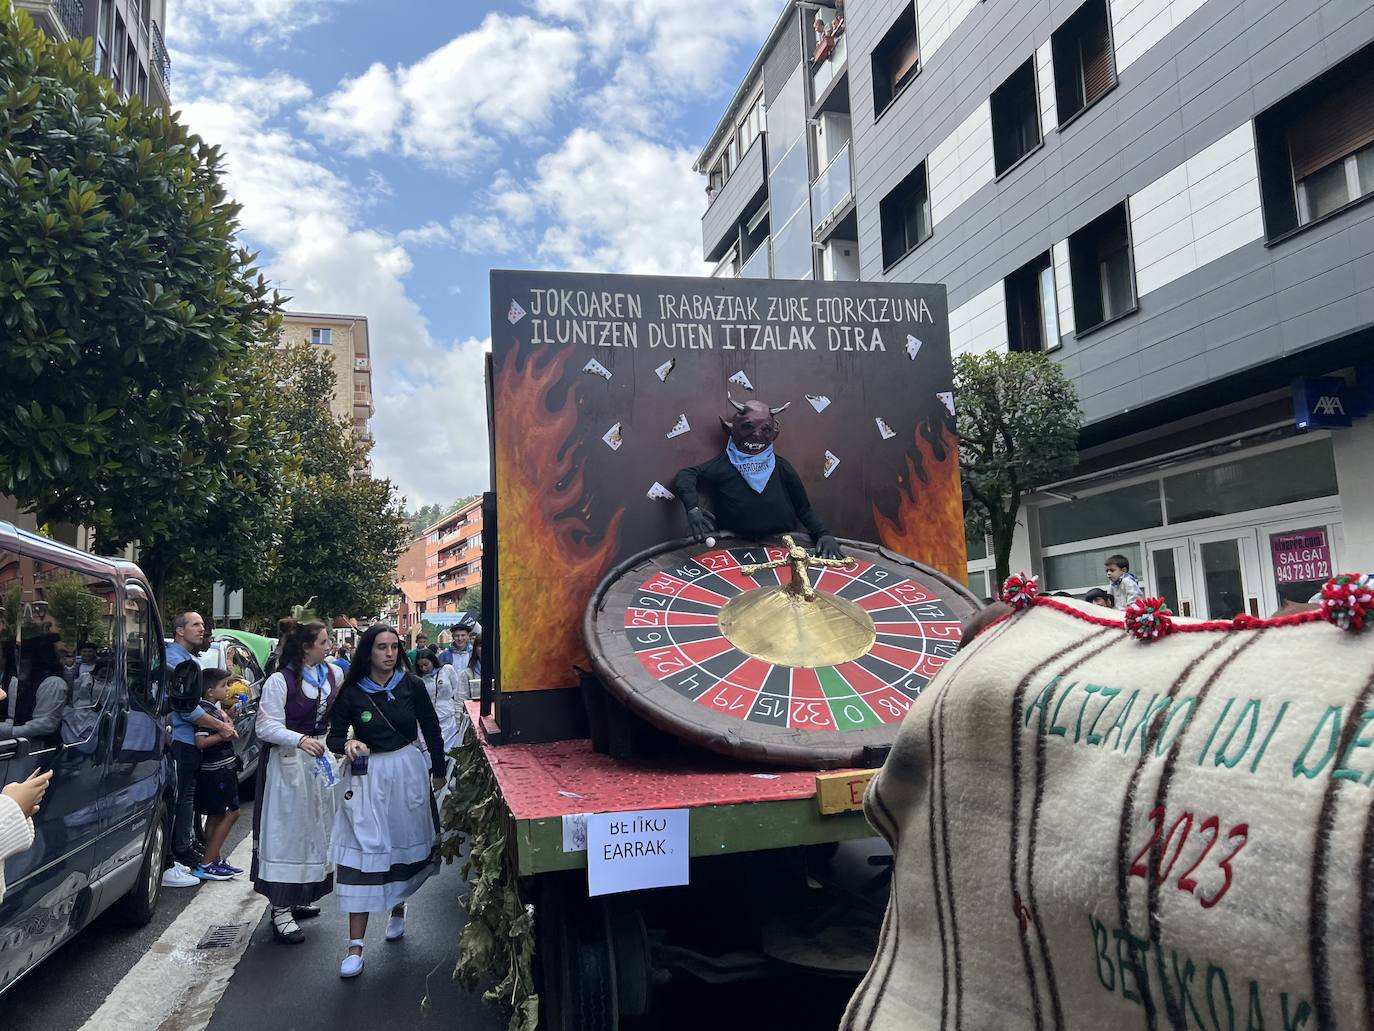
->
[360,668,404,701]
[301,663,328,691]
[726,440,775,494]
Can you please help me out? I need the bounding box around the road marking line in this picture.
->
[79,834,264,1031]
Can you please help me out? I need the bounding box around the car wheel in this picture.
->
[115,802,166,926]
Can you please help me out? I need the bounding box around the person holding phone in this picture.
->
[0,681,54,905]
[327,624,446,979]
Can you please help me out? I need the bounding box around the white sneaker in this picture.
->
[340,941,365,978]
[162,862,200,888]
[385,906,406,941]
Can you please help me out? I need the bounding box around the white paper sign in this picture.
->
[562,813,588,853]
[586,808,689,896]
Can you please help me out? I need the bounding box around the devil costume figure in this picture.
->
[674,395,844,559]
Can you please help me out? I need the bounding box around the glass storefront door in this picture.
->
[1147,539,1195,618]
[1189,530,1265,620]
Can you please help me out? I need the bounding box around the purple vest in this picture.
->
[281,665,337,737]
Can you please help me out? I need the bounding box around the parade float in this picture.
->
[447,269,976,1031]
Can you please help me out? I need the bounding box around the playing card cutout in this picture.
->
[806,394,832,413]
[507,299,526,324]
[822,450,841,478]
[666,414,691,439]
[937,391,955,416]
[906,335,922,360]
[728,370,754,390]
[602,423,623,451]
[646,482,675,501]
[655,359,676,382]
[875,417,896,440]
[582,358,612,381]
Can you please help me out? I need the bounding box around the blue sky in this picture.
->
[164,0,779,508]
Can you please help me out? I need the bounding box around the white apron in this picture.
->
[252,736,338,903]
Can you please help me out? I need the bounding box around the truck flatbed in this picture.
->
[473,708,875,877]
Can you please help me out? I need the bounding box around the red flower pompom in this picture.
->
[1125,596,1174,641]
[1001,572,1040,611]
[1320,574,1374,632]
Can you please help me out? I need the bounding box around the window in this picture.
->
[1044,545,1142,592]
[1163,439,1337,524]
[1004,251,1061,352]
[310,327,332,345]
[1067,201,1135,332]
[736,94,765,163]
[992,58,1042,175]
[1039,481,1163,548]
[871,3,920,117]
[880,161,931,270]
[1257,52,1374,237]
[1052,0,1116,125]
[123,584,164,714]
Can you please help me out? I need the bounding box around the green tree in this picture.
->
[0,4,287,599]
[242,343,409,626]
[462,584,482,618]
[955,351,1080,585]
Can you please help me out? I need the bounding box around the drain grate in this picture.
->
[197,922,249,950]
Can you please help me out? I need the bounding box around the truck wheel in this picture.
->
[116,802,166,926]
[540,875,618,1031]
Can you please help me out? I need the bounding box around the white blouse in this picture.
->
[255,664,333,749]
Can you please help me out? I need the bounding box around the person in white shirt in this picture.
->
[1105,554,1144,611]
[252,618,340,944]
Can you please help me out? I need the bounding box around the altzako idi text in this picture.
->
[524,289,935,352]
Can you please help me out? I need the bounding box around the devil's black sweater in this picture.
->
[675,454,830,541]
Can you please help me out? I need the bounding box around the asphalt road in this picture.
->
[4,797,866,1031]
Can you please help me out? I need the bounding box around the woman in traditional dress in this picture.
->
[327,624,445,978]
[415,648,460,753]
[252,618,340,944]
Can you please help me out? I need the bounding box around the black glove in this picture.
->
[686,506,716,543]
[816,534,843,560]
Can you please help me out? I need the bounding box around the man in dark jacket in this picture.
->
[674,395,844,559]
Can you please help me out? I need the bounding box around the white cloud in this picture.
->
[167,0,337,49]
[515,128,711,277]
[304,13,581,168]
[176,63,489,507]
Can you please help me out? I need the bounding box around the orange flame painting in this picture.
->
[493,345,624,692]
[873,414,967,582]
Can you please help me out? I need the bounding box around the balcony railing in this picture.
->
[56,0,83,39]
[150,19,171,91]
[811,141,853,233]
[812,28,846,97]
[740,242,770,279]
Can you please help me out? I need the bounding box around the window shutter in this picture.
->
[1288,66,1374,181]
[1081,12,1116,104]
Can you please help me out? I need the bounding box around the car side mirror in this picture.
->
[168,659,203,714]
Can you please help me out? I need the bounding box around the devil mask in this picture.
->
[719,394,791,454]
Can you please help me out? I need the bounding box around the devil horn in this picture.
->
[769,401,792,415]
[727,392,746,413]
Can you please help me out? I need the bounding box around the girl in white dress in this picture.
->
[252,619,340,944]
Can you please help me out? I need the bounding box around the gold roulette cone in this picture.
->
[719,586,876,668]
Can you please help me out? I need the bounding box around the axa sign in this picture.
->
[1293,376,1354,429]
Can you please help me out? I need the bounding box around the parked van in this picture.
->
[0,523,175,994]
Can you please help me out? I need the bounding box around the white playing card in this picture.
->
[806,394,831,413]
[875,417,896,440]
[666,414,690,439]
[728,370,754,390]
[823,450,841,478]
[906,335,922,360]
[646,482,675,501]
[582,358,612,380]
[655,359,676,382]
[602,423,623,451]
[508,299,526,324]
[937,391,955,416]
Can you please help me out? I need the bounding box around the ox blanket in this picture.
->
[845,596,1374,1030]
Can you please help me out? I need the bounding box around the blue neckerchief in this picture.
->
[726,440,775,494]
[360,669,404,701]
[301,663,328,691]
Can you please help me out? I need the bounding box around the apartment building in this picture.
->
[423,497,483,614]
[279,312,375,442]
[18,0,171,106]
[698,0,1374,620]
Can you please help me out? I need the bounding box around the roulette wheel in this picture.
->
[583,535,980,768]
